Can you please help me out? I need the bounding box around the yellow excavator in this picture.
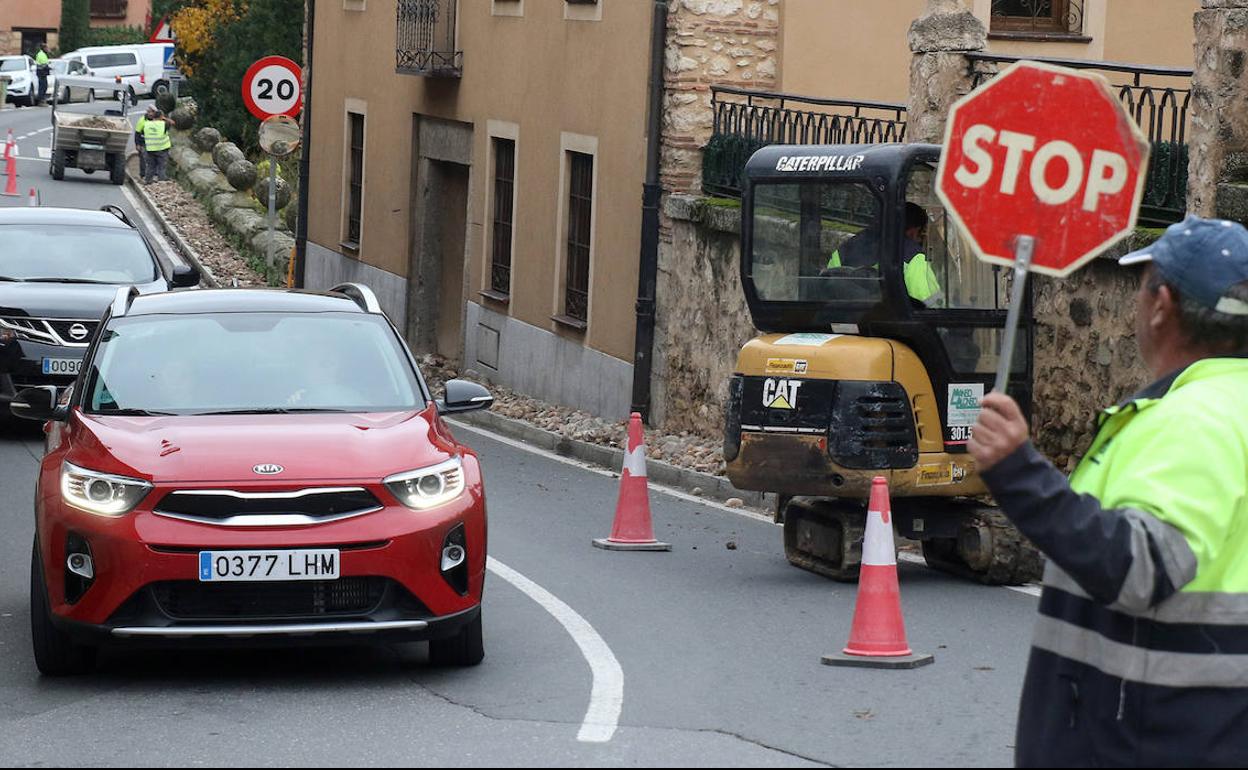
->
[724,143,1042,584]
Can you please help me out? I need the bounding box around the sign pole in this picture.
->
[266,156,278,268]
[993,235,1034,393]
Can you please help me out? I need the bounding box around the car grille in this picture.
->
[150,578,388,620]
[0,317,99,347]
[154,488,384,527]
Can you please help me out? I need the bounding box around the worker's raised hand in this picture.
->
[968,392,1030,473]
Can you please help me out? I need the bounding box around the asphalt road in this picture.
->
[0,414,1041,767]
[0,99,163,233]
[0,116,1043,766]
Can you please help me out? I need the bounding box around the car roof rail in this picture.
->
[330,283,382,314]
[111,286,140,318]
[100,205,135,228]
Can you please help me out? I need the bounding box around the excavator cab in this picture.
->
[725,143,1041,584]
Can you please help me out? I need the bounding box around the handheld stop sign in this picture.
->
[936,60,1150,391]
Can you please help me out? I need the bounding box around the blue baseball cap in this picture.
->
[1119,216,1248,316]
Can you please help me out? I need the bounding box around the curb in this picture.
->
[125,165,220,288]
[450,409,777,512]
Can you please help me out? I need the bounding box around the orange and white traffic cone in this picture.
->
[2,129,13,161]
[27,187,38,207]
[2,151,18,196]
[593,412,671,552]
[822,477,933,669]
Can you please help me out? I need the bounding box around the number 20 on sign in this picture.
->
[242,55,303,121]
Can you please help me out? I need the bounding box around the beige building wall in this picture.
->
[307,0,653,417]
[781,0,1200,104]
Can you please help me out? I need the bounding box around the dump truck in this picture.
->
[49,75,133,185]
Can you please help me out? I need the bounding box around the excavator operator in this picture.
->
[826,202,943,306]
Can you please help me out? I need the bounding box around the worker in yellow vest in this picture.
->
[134,107,153,181]
[143,109,172,185]
[34,44,50,105]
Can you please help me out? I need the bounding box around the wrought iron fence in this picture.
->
[396,0,462,77]
[703,87,907,198]
[968,53,1193,226]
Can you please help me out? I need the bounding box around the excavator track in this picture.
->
[782,498,866,582]
[921,507,1044,585]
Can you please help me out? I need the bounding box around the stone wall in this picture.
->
[1189,0,1248,222]
[662,0,781,196]
[654,194,1158,469]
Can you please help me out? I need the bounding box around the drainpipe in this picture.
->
[630,0,669,423]
[294,0,316,288]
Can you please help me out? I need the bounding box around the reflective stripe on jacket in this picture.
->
[983,357,1248,766]
[143,119,171,152]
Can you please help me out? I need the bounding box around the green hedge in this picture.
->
[59,0,91,53]
[84,25,148,47]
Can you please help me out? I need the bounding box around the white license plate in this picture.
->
[198,549,340,582]
[41,358,81,376]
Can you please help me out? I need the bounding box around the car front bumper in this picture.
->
[37,473,488,646]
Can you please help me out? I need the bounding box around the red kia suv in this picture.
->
[11,283,492,675]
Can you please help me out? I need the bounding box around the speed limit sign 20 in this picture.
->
[242,56,303,121]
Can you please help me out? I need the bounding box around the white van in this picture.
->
[62,44,177,100]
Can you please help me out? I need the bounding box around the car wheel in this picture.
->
[429,610,484,667]
[152,80,169,98]
[30,538,97,676]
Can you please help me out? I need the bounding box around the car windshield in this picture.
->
[84,312,426,415]
[0,59,27,72]
[0,226,157,283]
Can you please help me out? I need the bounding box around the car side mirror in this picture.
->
[436,379,493,415]
[10,386,66,422]
[171,264,200,288]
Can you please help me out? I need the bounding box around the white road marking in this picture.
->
[36,146,49,159]
[121,182,185,268]
[450,420,1044,597]
[486,556,623,744]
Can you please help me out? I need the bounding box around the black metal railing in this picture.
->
[396,0,462,77]
[703,87,908,198]
[968,53,1193,226]
[990,0,1084,36]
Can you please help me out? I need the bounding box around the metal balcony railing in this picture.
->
[990,0,1085,36]
[703,87,907,198]
[90,0,128,18]
[968,53,1194,227]
[396,0,462,77]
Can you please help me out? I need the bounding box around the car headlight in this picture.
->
[384,458,465,510]
[61,462,152,516]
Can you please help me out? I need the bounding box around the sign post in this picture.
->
[936,60,1151,393]
[244,57,303,270]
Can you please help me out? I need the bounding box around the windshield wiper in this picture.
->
[20,277,117,285]
[193,407,353,415]
[0,275,29,282]
[96,408,178,417]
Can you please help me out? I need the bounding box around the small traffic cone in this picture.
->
[3,152,18,196]
[822,477,933,669]
[2,129,13,161]
[593,412,671,552]
[27,188,38,207]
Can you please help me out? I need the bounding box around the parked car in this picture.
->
[13,283,492,675]
[1,55,37,106]
[0,207,200,417]
[50,58,94,103]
